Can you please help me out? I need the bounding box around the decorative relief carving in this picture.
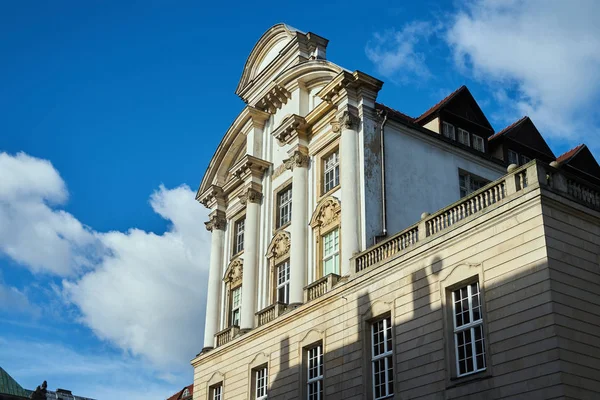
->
[266,230,291,261]
[239,187,263,205]
[310,196,341,230]
[198,185,224,208]
[273,114,309,145]
[224,258,243,287]
[338,111,360,130]
[205,211,226,232]
[284,150,310,171]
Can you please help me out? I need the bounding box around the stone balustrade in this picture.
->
[255,302,289,327]
[215,326,240,347]
[304,273,340,302]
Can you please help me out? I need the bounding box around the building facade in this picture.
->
[193,24,600,399]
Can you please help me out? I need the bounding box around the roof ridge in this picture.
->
[375,103,415,121]
[556,144,585,163]
[415,85,466,123]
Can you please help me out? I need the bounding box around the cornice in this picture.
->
[204,210,226,232]
[317,70,383,105]
[229,154,272,181]
[272,114,309,146]
[197,185,225,209]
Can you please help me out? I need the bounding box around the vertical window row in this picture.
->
[443,121,485,152]
[371,316,394,400]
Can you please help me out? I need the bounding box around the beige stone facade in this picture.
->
[192,160,600,399]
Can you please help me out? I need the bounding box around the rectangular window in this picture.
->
[452,282,486,377]
[277,185,292,228]
[255,366,268,400]
[307,345,324,400]
[508,149,519,165]
[458,128,471,146]
[323,151,340,193]
[521,155,531,164]
[210,384,222,400]
[234,218,245,255]
[442,122,456,140]
[371,316,393,400]
[322,229,339,276]
[276,260,290,304]
[230,286,242,326]
[473,135,485,152]
[459,171,490,198]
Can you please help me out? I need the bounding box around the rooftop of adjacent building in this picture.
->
[166,384,193,400]
[0,367,95,400]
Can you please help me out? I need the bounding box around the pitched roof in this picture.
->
[556,144,585,164]
[375,103,415,123]
[488,116,529,141]
[414,85,466,123]
[0,367,30,398]
[166,384,193,400]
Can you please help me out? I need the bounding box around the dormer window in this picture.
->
[443,122,456,140]
[473,135,485,152]
[458,128,470,146]
[508,149,519,165]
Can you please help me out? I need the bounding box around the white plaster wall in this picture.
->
[383,123,504,234]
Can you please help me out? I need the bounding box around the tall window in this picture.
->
[210,384,222,400]
[473,135,485,152]
[234,218,245,255]
[254,366,268,400]
[458,128,470,146]
[323,151,340,193]
[276,260,290,304]
[452,282,486,376]
[230,286,242,326]
[442,122,456,140]
[371,316,393,400]
[277,185,292,228]
[307,344,324,400]
[322,229,339,276]
[459,171,489,198]
[508,149,519,165]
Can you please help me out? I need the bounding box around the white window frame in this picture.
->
[459,171,490,198]
[255,366,268,400]
[306,344,324,400]
[182,388,189,398]
[442,121,456,140]
[322,228,340,276]
[276,260,290,304]
[473,135,485,152]
[458,128,471,146]
[323,151,340,193]
[277,185,292,228]
[234,217,245,255]
[508,149,519,165]
[210,385,222,400]
[230,286,242,327]
[371,316,394,400]
[452,282,486,377]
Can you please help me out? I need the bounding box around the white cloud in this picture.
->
[446,0,600,141]
[0,152,211,369]
[0,152,100,276]
[366,21,437,83]
[64,185,210,368]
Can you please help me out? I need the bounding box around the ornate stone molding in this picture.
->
[284,150,310,171]
[266,230,291,261]
[239,187,263,205]
[256,85,292,114]
[197,185,225,208]
[272,114,309,146]
[229,154,271,181]
[205,210,227,232]
[310,196,341,231]
[223,258,243,287]
[338,111,360,130]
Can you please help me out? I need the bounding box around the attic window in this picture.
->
[182,388,190,397]
[458,128,470,146]
[473,135,485,152]
[443,122,456,140]
[508,150,519,165]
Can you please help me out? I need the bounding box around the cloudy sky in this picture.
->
[1,0,599,398]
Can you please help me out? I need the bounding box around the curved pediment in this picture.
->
[236,24,299,97]
[223,258,243,287]
[310,196,341,230]
[266,230,291,261]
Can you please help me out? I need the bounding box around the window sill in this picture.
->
[230,250,244,261]
[274,222,291,234]
[319,184,340,201]
[447,369,491,389]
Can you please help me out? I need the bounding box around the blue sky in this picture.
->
[1,1,599,399]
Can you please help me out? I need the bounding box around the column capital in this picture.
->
[272,114,309,146]
[197,185,225,209]
[205,210,227,232]
[284,149,310,171]
[338,110,361,130]
[239,187,263,206]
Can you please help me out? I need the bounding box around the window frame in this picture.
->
[276,183,293,229]
[229,285,242,327]
[472,135,485,152]
[458,170,490,198]
[253,365,268,400]
[306,343,324,400]
[322,150,340,195]
[370,315,394,400]
[310,197,342,281]
[452,281,486,377]
[315,138,341,199]
[442,121,456,140]
[233,216,245,256]
[209,384,222,400]
[508,149,520,165]
[458,128,471,146]
[321,228,340,277]
[275,259,290,304]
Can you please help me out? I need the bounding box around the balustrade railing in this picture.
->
[255,302,288,327]
[304,273,340,302]
[215,326,240,347]
[567,179,600,209]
